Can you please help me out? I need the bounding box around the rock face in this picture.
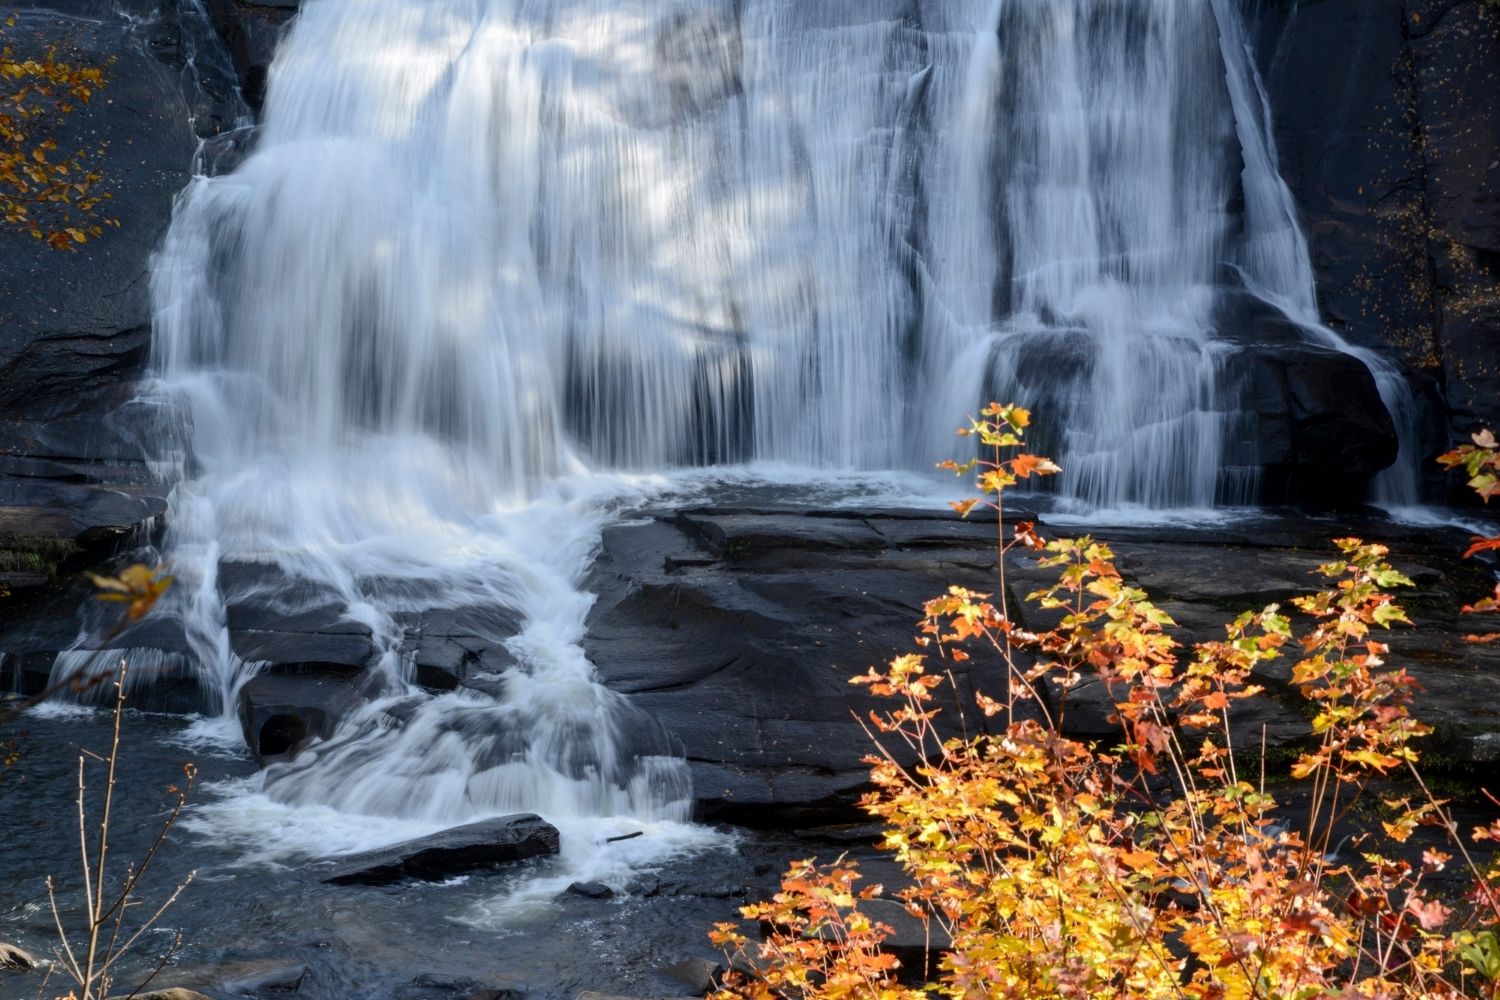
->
[321,815,561,886]
[0,2,234,603]
[1233,343,1400,503]
[202,0,299,109]
[0,476,167,592]
[1257,0,1500,445]
[586,503,1500,825]
[0,3,202,464]
[583,508,1020,826]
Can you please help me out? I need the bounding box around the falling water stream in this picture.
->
[44,0,1424,893]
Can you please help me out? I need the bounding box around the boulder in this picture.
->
[108,990,214,1000]
[567,881,614,899]
[1231,342,1400,504]
[321,814,561,886]
[583,507,1025,825]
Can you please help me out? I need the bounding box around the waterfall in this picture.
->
[127,0,1421,852]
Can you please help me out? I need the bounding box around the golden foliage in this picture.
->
[0,12,116,249]
[713,406,1500,1000]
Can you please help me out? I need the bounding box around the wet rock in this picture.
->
[0,941,38,969]
[196,124,262,177]
[109,990,215,1000]
[626,874,661,897]
[236,670,370,765]
[584,508,1015,826]
[1233,343,1400,504]
[0,479,166,558]
[217,961,307,993]
[394,606,521,693]
[588,504,1500,830]
[576,994,697,1000]
[321,815,560,886]
[566,881,614,899]
[221,563,380,668]
[657,957,723,995]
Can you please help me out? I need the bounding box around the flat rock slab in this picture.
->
[0,478,166,546]
[322,815,561,886]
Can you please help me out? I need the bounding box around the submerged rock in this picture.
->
[321,815,560,886]
[0,941,39,970]
[217,961,307,994]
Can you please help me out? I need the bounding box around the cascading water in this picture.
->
[67,0,1423,869]
[915,0,1245,509]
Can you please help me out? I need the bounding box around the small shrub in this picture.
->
[713,406,1500,1000]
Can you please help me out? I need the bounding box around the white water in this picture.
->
[50,0,1424,874]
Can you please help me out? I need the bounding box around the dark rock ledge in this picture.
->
[3,501,1497,831]
[321,814,561,886]
[583,504,1500,824]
